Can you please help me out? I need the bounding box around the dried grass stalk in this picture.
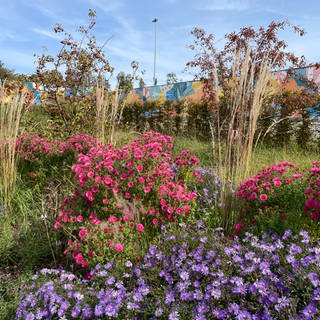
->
[0,85,25,211]
[96,79,125,145]
[210,45,275,231]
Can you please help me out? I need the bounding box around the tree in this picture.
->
[33,9,113,137]
[166,72,178,85]
[35,9,112,104]
[0,61,15,82]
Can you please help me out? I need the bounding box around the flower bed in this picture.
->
[17,223,320,319]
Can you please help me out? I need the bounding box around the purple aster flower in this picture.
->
[180,291,190,301]
[155,307,164,317]
[236,310,252,320]
[94,304,105,317]
[301,302,317,319]
[289,244,302,255]
[169,311,179,320]
[71,306,81,318]
[212,308,227,319]
[228,303,240,315]
[197,303,209,314]
[180,271,189,281]
[165,291,175,305]
[105,303,118,317]
[210,287,221,299]
[82,304,93,318]
[275,296,291,312]
[308,272,320,287]
[232,285,247,295]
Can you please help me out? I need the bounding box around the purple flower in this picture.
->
[165,291,175,305]
[212,308,227,319]
[301,302,317,319]
[169,311,179,320]
[71,306,81,318]
[308,272,320,287]
[105,303,118,317]
[94,304,104,317]
[236,310,252,320]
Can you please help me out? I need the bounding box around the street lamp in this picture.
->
[152,18,158,86]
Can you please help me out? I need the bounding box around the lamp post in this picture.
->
[152,18,158,86]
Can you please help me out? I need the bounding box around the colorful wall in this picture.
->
[6,65,320,105]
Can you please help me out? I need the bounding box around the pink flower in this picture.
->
[139,177,145,183]
[114,243,124,252]
[235,223,243,234]
[95,176,102,183]
[108,215,118,223]
[125,192,131,199]
[127,181,134,188]
[137,164,143,172]
[87,169,94,178]
[310,211,320,220]
[136,223,145,232]
[176,207,183,215]
[54,222,60,229]
[167,206,174,214]
[77,215,83,222]
[104,176,112,185]
[248,192,257,200]
[273,180,281,187]
[103,198,109,204]
[144,186,151,193]
[260,194,268,202]
[84,191,94,201]
[152,218,158,226]
[79,229,87,238]
[75,253,83,264]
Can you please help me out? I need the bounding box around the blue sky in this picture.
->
[1,0,320,86]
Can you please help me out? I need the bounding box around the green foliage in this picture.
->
[0,186,60,269]
[296,111,312,150]
[0,269,31,320]
[121,99,212,141]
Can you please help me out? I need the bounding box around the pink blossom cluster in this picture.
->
[304,161,320,221]
[16,133,66,161]
[16,133,104,162]
[54,131,199,268]
[237,161,302,203]
[235,161,304,234]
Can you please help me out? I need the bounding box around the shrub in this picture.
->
[17,224,320,319]
[55,131,199,268]
[304,161,320,222]
[236,161,308,234]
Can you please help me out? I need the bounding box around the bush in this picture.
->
[304,161,320,223]
[236,161,308,234]
[17,224,320,319]
[55,131,199,268]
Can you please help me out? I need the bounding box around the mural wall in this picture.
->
[6,65,320,105]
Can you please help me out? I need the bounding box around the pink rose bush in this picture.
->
[54,131,199,268]
[236,161,307,234]
[304,161,320,222]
